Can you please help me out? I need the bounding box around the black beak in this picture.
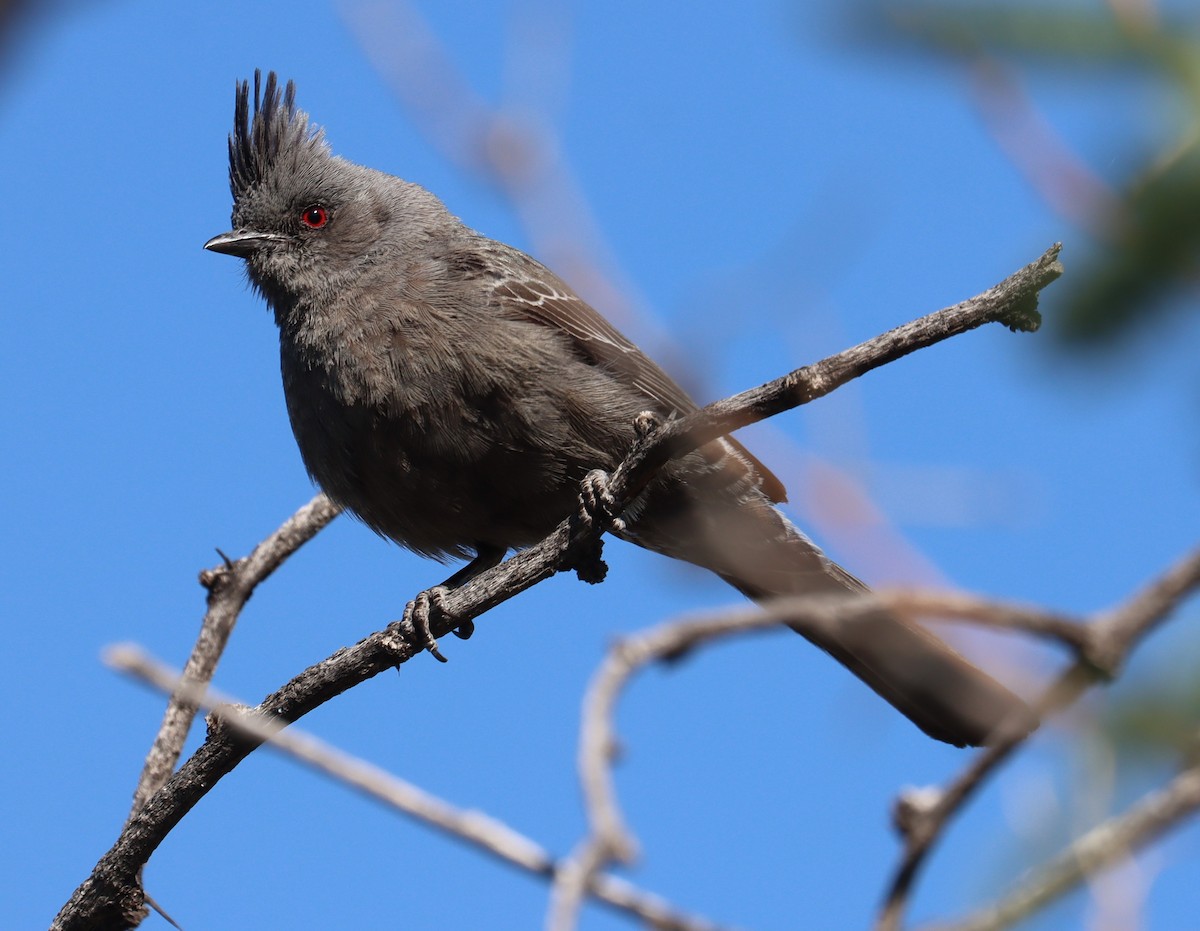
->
[204,229,286,258]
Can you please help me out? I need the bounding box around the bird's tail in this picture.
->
[628,486,1031,747]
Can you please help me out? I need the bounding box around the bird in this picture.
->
[205,71,1029,747]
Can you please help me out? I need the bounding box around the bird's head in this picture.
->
[204,71,396,307]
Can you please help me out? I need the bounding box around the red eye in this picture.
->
[300,205,328,229]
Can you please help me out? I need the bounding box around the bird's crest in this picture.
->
[228,70,327,201]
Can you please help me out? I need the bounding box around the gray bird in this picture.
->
[206,72,1029,747]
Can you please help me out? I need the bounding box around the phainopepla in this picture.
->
[206,72,1029,747]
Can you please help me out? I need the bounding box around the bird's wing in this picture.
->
[486,247,787,503]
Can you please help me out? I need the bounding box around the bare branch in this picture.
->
[1084,545,1200,675]
[110,645,728,931]
[129,494,341,817]
[940,758,1200,931]
[877,545,1200,931]
[53,246,1061,931]
[969,56,1121,232]
[602,245,1061,516]
[550,582,1075,929]
[549,598,849,931]
[883,590,1089,652]
[545,549,1200,931]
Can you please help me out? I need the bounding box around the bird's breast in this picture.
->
[276,325,599,558]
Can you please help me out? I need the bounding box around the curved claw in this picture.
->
[579,469,626,533]
[403,586,452,662]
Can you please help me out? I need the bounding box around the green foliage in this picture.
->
[1060,143,1200,343]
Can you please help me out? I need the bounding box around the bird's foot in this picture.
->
[402,546,500,656]
[403,586,453,662]
[579,469,626,533]
[568,469,619,584]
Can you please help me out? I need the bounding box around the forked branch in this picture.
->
[53,244,1063,931]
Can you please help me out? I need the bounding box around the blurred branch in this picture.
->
[110,645,727,931]
[52,245,1061,931]
[887,590,1088,651]
[339,0,647,339]
[968,55,1120,231]
[549,595,858,931]
[940,748,1200,930]
[551,543,1199,931]
[550,588,1062,930]
[1106,0,1160,33]
[878,545,1200,931]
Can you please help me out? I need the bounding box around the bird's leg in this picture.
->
[403,544,506,662]
[439,544,507,641]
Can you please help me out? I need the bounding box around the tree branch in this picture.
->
[940,755,1200,931]
[885,590,1089,652]
[877,545,1200,931]
[110,645,728,931]
[549,585,1066,930]
[546,549,1199,931]
[548,597,852,931]
[129,495,341,818]
[601,244,1059,514]
[52,244,1062,931]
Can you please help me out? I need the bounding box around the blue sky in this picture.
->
[4,2,1199,929]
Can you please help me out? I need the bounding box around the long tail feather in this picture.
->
[628,482,1031,747]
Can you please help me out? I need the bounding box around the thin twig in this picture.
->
[109,645,728,931]
[883,590,1088,652]
[940,758,1200,931]
[549,583,1083,930]
[129,494,341,817]
[877,546,1200,930]
[592,245,1060,535]
[549,590,1036,931]
[550,594,916,931]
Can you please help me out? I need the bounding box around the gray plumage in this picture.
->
[206,72,1029,747]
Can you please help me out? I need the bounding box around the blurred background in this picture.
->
[3,1,1199,928]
